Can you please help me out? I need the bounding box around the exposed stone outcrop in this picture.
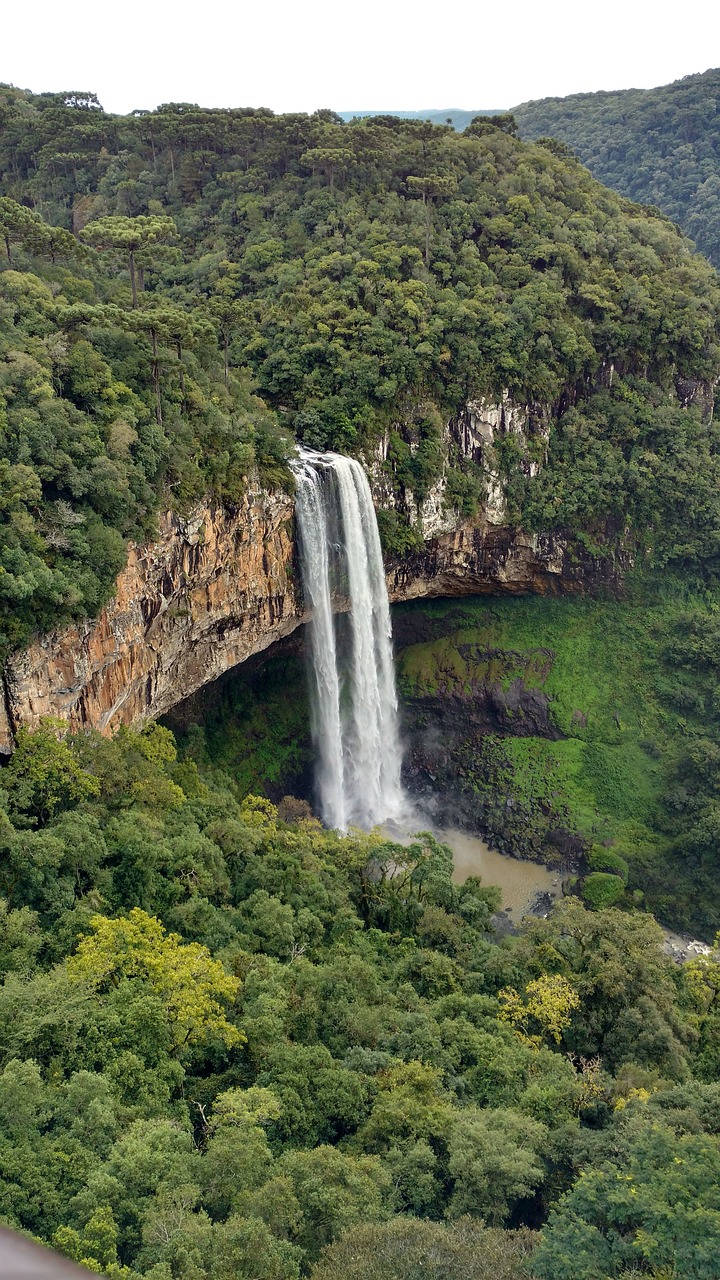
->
[363,395,549,539]
[0,485,299,752]
[0,504,611,753]
[387,523,603,602]
[0,397,619,752]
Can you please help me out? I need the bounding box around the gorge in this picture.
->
[5,87,720,1280]
[0,399,614,756]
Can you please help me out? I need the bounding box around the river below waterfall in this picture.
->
[384,819,562,919]
[438,826,562,915]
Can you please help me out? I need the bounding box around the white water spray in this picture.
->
[291,448,405,831]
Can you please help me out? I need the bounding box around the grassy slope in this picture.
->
[394,587,720,932]
[175,587,720,934]
[397,594,665,839]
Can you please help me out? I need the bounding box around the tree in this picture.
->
[531,1122,720,1280]
[83,215,177,308]
[201,1087,280,1219]
[499,974,581,1048]
[446,1107,548,1223]
[510,901,688,1073]
[466,114,518,138]
[311,1213,535,1280]
[129,300,193,425]
[274,1145,393,1260]
[67,908,242,1053]
[53,1205,125,1275]
[69,1116,199,1262]
[211,1215,301,1280]
[406,174,457,265]
[3,720,100,823]
[310,1217,538,1280]
[205,295,245,387]
[0,197,37,262]
[300,146,354,193]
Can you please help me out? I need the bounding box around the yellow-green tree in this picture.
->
[499,974,580,1048]
[684,934,720,1014]
[3,719,100,823]
[67,907,242,1053]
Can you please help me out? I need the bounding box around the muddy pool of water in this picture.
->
[437,826,561,916]
[383,819,562,918]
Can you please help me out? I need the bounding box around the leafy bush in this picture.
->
[581,871,626,910]
[587,846,629,883]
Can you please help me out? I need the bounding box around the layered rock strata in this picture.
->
[0,500,608,753]
[0,397,617,751]
[0,486,298,752]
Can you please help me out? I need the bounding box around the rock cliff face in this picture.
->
[0,486,298,752]
[0,400,617,752]
[386,524,593,603]
[363,396,550,539]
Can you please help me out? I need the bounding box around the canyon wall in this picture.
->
[0,400,616,751]
[0,486,298,752]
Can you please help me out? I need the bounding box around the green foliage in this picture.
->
[0,89,719,647]
[0,716,713,1279]
[67,908,242,1053]
[515,66,720,267]
[531,1121,720,1279]
[587,846,629,882]
[581,871,626,911]
[394,587,720,935]
[510,389,720,571]
[375,508,425,559]
[3,719,100,821]
[446,1106,548,1222]
[168,654,312,803]
[1,85,720,1279]
[0,196,290,648]
[310,1216,538,1280]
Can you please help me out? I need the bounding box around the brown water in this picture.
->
[437,826,561,916]
[383,820,562,918]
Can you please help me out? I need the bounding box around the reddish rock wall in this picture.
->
[0,488,610,752]
[0,486,299,751]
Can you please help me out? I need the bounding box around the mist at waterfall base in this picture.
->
[291,448,408,832]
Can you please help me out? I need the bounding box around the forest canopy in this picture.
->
[0,717,717,1278]
[2,87,720,1280]
[1,88,720,646]
[515,66,720,267]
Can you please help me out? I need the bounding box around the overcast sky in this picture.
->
[4,0,719,116]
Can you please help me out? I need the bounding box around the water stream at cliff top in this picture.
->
[291,448,405,831]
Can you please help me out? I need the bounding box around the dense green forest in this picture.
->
[3,85,720,1278]
[2,86,720,647]
[0,718,719,1278]
[515,67,720,267]
[338,109,497,131]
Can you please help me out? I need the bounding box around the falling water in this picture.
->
[291,448,405,831]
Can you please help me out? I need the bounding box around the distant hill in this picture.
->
[514,68,720,266]
[339,108,502,131]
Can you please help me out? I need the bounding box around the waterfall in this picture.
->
[291,448,405,831]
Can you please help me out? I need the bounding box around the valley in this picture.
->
[1,79,720,1280]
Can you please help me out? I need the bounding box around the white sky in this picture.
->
[4,0,720,116]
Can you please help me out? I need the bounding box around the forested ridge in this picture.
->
[2,87,720,647]
[515,67,720,268]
